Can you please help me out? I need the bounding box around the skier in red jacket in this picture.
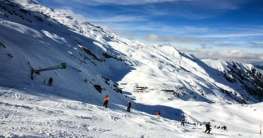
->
[103,95,110,108]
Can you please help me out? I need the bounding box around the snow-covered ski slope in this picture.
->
[1,87,263,138]
[0,0,263,137]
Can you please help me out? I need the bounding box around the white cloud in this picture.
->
[180,48,263,64]
[198,32,263,38]
[144,33,204,45]
[87,15,147,23]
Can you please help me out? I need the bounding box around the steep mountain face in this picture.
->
[0,0,262,108]
[255,64,263,71]
[205,60,263,101]
[223,62,263,100]
[112,43,263,104]
[0,0,129,107]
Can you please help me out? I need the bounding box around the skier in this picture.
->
[155,111,161,117]
[181,118,185,126]
[204,122,212,134]
[103,95,110,108]
[48,77,53,86]
[221,125,227,131]
[127,102,132,112]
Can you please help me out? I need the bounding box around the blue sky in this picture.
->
[38,0,263,63]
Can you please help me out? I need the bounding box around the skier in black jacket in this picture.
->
[127,102,132,112]
[204,122,212,134]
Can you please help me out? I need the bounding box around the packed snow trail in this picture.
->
[1,87,262,138]
[0,87,190,138]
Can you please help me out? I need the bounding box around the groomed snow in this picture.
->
[1,87,262,138]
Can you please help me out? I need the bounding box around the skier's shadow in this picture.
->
[134,103,185,121]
